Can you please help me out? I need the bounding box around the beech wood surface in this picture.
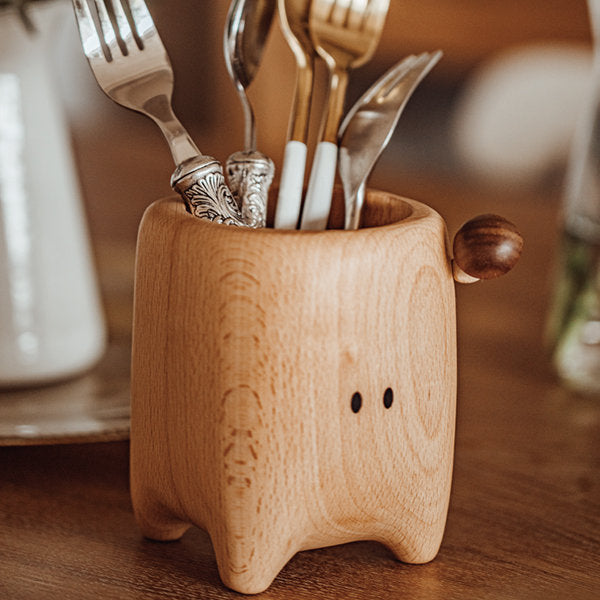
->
[130,191,457,593]
[1,175,599,599]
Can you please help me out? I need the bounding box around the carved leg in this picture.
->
[383,522,446,565]
[212,531,299,595]
[132,492,191,542]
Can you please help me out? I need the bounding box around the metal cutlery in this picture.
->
[71,0,246,226]
[338,51,442,229]
[224,0,276,228]
[274,0,314,229]
[300,0,390,230]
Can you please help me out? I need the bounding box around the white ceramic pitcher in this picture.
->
[0,0,105,386]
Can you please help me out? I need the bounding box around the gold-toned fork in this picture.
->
[300,0,390,230]
[71,0,246,225]
[274,0,315,229]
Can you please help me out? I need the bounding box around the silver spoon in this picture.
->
[338,51,442,230]
[224,0,276,228]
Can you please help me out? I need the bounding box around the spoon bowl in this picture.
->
[224,0,277,150]
[223,0,277,227]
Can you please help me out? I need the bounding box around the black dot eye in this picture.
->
[351,392,362,413]
[383,388,394,409]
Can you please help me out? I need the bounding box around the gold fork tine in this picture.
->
[364,0,389,33]
[311,0,331,25]
[330,0,349,25]
[348,0,368,29]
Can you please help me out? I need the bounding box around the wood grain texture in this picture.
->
[453,214,523,280]
[2,174,600,600]
[130,190,457,594]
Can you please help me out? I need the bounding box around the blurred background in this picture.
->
[58,0,592,237]
[50,0,594,334]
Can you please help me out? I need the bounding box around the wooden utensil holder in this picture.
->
[130,190,459,594]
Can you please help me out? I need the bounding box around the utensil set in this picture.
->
[299,0,390,230]
[72,0,441,229]
[72,0,247,225]
[67,4,524,595]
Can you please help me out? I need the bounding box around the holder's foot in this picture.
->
[134,499,191,542]
[383,526,444,565]
[213,533,299,595]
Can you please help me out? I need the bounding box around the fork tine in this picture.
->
[94,0,120,60]
[364,0,389,31]
[127,0,162,51]
[365,0,387,13]
[110,0,137,53]
[330,0,350,26]
[72,0,104,61]
[348,0,368,29]
[312,0,333,24]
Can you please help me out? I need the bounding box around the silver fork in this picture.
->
[71,0,246,226]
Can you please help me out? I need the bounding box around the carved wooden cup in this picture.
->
[131,190,461,594]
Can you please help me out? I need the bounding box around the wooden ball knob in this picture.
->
[453,214,523,280]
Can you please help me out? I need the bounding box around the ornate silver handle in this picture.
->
[225,150,275,228]
[170,156,247,227]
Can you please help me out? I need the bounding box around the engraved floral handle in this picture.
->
[225,150,275,228]
[170,156,248,226]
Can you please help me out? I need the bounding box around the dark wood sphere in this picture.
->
[453,214,523,280]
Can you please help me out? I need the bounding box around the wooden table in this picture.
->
[1,171,599,599]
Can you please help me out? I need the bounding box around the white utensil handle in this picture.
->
[300,141,338,230]
[275,140,307,229]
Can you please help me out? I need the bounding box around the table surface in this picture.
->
[1,172,599,600]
